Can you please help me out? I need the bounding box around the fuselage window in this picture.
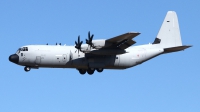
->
[21,53,23,56]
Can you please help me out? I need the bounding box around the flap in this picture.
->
[118,39,136,49]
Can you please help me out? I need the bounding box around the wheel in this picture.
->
[87,70,94,75]
[78,69,86,75]
[24,66,31,72]
[96,68,103,72]
[87,68,95,75]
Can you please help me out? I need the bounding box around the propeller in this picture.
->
[86,31,94,48]
[75,35,83,54]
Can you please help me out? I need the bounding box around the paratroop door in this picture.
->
[35,56,41,64]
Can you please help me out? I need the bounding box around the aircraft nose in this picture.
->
[9,54,19,64]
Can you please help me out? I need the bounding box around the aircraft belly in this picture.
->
[88,56,111,68]
[143,49,164,61]
[117,53,136,67]
[72,55,117,69]
[116,48,147,67]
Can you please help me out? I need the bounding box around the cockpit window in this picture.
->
[16,47,28,54]
[21,47,28,51]
[25,47,28,51]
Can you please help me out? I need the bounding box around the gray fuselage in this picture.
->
[15,44,163,70]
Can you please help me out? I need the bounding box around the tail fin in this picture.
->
[155,11,182,48]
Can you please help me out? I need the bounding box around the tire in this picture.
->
[96,68,103,72]
[87,68,95,75]
[78,69,86,75]
[24,66,31,72]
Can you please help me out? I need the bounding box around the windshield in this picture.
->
[16,48,21,54]
[15,47,28,54]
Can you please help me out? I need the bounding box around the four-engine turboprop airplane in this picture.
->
[9,11,191,75]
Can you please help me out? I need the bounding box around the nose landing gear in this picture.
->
[24,66,31,72]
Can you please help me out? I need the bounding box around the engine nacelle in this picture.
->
[92,39,112,49]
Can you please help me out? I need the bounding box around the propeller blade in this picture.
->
[90,34,94,40]
[75,35,83,51]
[88,31,90,38]
[78,35,80,43]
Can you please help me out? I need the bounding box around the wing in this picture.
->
[85,32,140,55]
[105,32,140,49]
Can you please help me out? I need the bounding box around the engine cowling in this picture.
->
[92,39,112,49]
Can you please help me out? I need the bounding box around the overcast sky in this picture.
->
[0,0,199,112]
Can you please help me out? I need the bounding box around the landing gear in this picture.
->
[78,69,86,75]
[96,68,103,72]
[87,68,95,75]
[24,66,31,72]
[77,68,104,75]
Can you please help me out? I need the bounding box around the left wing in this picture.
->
[105,32,140,49]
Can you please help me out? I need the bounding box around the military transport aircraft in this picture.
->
[9,11,191,75]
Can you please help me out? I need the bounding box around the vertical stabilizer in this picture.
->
[156,11,182,48]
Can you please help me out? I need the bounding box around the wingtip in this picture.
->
[186,45,193,48]
[128,32,141,34]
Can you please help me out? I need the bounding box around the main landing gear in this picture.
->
[78,69,86,75]
[24,66,31,72]
[96,68,103,72]
[78,68,104,75]
[87,68,95,75]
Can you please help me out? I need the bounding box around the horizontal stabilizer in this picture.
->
[164,45,192,53]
